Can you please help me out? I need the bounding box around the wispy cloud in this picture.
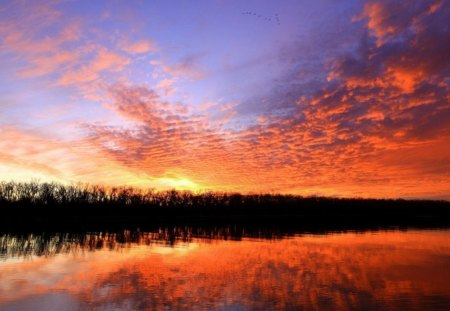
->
[121,39,157,55]
[0,1,134,96]
[150,53,207,80]
[56,49,130,86]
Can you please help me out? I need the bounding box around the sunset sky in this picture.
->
[0,0,449,199]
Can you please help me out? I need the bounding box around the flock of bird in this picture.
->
[241,11,281,25]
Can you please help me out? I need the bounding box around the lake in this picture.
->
[1,229,449,310]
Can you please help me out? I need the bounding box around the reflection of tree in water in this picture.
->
[1,231,450,310]
[0,227,289,258]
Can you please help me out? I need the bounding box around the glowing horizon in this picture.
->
[1,0,449,199]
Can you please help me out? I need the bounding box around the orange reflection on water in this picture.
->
[1,230,449,310]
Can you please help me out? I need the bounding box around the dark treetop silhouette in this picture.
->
[0,181,449,233]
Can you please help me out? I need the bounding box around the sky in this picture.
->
[0,0,449,199]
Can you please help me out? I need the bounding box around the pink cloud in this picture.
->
[156,78,175,96]
[122,39,157,54]
[1,21,83,78]
[197,101,216,111]
[0,2,133,91]
[17,50,81,78]
[57,49,130,86]
[0,0,83,79]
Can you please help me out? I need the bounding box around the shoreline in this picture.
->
[1,201,449,233]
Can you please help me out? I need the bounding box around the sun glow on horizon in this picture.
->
[154,177,201,192]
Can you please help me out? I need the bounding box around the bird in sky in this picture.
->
[241,11,280,25]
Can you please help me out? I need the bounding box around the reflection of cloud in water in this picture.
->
[0,230,449,310]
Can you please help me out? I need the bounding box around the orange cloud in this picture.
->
[83,79,450,198]
[359,2,395,46]
[0,126,170,189]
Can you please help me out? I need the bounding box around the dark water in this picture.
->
[1,229,449,310]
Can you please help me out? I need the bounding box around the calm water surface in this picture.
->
[1,229,449,310]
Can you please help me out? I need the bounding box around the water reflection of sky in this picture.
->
[1,230,450,310]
